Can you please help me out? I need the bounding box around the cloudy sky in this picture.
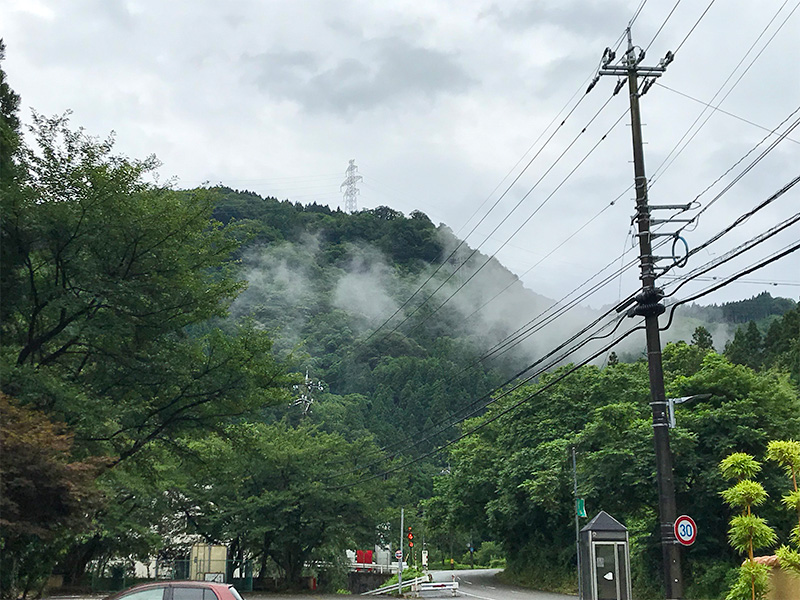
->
[3,0,799,310]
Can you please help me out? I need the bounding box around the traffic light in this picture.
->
[407,526,414,548]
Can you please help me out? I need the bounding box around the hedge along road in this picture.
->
[428,569,573,600]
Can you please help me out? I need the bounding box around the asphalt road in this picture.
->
[427,569,574,600]
[46,568,575,600]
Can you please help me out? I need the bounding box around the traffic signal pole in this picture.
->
[399,508,404,589]
[600,28,683,599]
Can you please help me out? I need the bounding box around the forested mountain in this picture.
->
[2,51,800,600]
[207,186,591,449]
[724,302,800,381]
[679,291,796,326]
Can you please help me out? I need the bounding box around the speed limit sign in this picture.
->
[674,515,697,546]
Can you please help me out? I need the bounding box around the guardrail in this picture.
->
[414,581,459,597]
[361,575,430,596]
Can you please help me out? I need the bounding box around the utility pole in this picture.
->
[399,508,404,590]
[600,29,682,599]
[572,446,582,600]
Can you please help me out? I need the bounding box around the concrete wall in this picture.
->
[767,567,800,600]
[348,571,394,594]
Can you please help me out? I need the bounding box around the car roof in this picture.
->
[105,581,234,600]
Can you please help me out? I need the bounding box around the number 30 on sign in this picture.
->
[674,515,697,546]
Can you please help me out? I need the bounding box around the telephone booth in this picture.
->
[579,511,632,600]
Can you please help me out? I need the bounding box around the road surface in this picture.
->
[427,569,574,600]
[45,568,574,600]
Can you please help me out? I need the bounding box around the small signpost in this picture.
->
[674,515,697,546]
[395,550,403,560]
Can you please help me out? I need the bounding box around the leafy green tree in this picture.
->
[719,453,777,600]
[766,440,800,576]
[427,344,800,598]
[692,325,715,351]
[181,422,383,589]
[720,292,795,324]
[0,39,20,174]
[1,113,290,462]
[725,322,765,370]
[762,305,800,384]
[1,112,292,586]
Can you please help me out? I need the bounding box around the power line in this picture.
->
[644,0,682,51]
[660,183,800,293]
[661,275,800,287]
[324,237,670,473]
[324,278,640,477]
[330,223,800,490]
[386,104,628,342]
[673,109,800,235]
[323,175,800,481]
[458,188,630,325]
[672,0,717,54]
[338,25,630,355]
[350,91,602,349]
[661,240,800,331]
[649,0,799,184]
[324,236,669,474]
[629,0,649,27]
[654,83,800,145]
[325,321,644,490]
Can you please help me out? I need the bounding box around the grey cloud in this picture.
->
[483,0,627,37]
[246,37,475,114]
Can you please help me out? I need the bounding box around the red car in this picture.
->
[105,581,245,600]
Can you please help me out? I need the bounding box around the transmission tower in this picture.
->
[290,369,324,416]
[340,159,363,213]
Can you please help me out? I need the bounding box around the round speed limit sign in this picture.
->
[674,515,697,546]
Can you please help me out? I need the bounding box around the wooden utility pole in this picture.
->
[600,28,683,599]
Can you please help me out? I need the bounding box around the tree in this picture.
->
[719,453,776,600]
[1,113,290,462]
[427,344,800,598]
[0,394,101,599]
[0,39,21,174]
[725,322,764,370]
[181,422,383,589]
[692,325,715,351]
[762,305,800,383]
[0,39,23,317]
[766,440,800,576]
[1,113,292,586]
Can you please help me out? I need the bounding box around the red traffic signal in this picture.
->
[407,527,414,547]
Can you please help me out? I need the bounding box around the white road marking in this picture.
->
[459,592,499,600]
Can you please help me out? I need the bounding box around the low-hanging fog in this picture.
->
[230,223,734,387]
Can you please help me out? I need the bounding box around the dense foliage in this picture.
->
[0,62,295,596]
[424,337,800,598]
[725,303,800,382]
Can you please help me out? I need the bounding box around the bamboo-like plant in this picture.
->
[720,452,777,600]
[766,440,800,576]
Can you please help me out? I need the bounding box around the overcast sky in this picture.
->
[3,0,799,311]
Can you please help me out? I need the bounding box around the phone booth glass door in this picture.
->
[593,542,630,600]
